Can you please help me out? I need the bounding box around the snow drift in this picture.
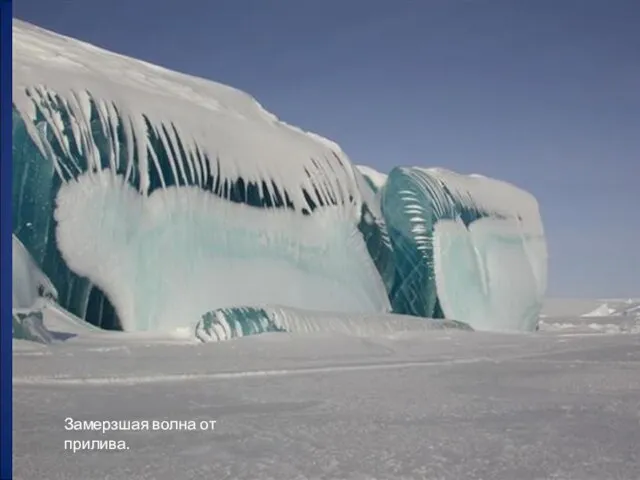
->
[12,20,547,337]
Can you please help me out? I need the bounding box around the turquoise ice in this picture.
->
[11,20,547,336]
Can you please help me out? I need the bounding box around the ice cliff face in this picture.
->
[12,20,547,335]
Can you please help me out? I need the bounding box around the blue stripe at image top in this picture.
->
[0,1,13,479]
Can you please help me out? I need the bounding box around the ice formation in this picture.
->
[12,20,547,338]
[12,234,57,310]
[378,167,547,331]
[195,306,472,342]
[12,234,59,344]
[582,304,616,318]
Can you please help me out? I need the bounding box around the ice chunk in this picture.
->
[195,307,285,342]
[380,167,547,331]
[581,304,616,318]
[12,310,54,344]
[12,234,57,309]
[12,234,57,344]
[434,218,542,331]
[195,305,473,342]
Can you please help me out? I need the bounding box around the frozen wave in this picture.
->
[12,20,548,335]
[434,218,544,331]
[12,20,391,331]
[195,306,472,342]
[55,171,388,331]
[380,167,546,331]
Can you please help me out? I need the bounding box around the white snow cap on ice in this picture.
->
[12,20,365,215]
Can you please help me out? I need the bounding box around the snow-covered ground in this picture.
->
[13,301,640,480]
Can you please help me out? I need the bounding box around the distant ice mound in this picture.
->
[539,298,640,335]
[12,20,548,336]
[582,304,616,318]
[542,298,640,319]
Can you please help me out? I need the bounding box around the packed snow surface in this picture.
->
[12,301,640,480]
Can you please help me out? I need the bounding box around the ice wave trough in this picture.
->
[11,20,547,339]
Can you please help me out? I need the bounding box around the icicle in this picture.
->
[62,94,84,158]
[121,114,137,187]
[104,102,121,172]
[65,90,99,173]
[93,95,117,174]
[14,93,65,182]
[162,123,190,186]
[131,115,149,194]
[35,90,74,166]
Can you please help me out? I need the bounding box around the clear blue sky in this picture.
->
[14,0,640,298]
